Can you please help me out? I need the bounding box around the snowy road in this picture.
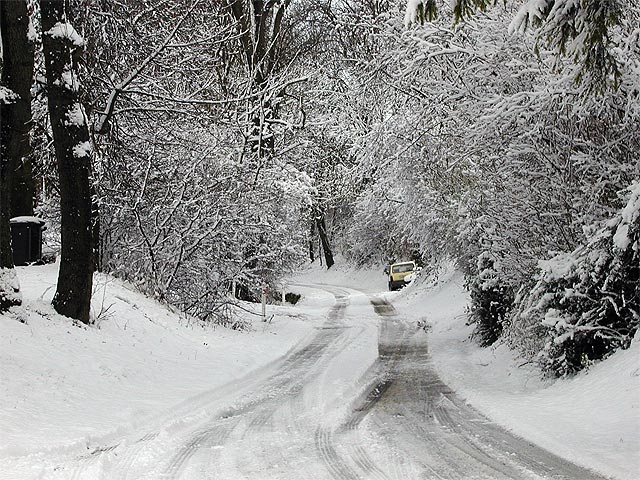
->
[65,285,606,479]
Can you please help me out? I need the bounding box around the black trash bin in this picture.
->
[10,216,47,266]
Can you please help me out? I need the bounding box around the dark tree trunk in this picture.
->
[309,220,315,262]
[10,157,35,218]
[1,1,35,219]
[0,122,19,309]
[0,0,34,310]
[41,0,94,323]
[315,211,334,269]
[0,129,20,309]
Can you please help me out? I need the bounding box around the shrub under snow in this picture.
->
[515,182,640,376]
[0,268,22,310]
[467,253,514,347]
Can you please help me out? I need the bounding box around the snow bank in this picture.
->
[0,268,22,308]
[288,257,387,294]
[0,263,316,461]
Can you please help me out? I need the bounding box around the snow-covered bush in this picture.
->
[455,209,515,345]
[0,269,22,311]
[515,182,640,376]
[98,136,310,326]
[466,253,514,346]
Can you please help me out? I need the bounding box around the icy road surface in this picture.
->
[65,285,605,479]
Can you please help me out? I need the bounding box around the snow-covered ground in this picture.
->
[1,260,638,479]
[288,259,388,294]
[0,263,319,473]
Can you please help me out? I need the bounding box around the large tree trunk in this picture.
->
[0,124,21,309]
[41,0,94,323]
[0,0,34,310]
[1,0,35,219]
[0,115,20,309]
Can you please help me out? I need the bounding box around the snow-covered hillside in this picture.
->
[0,263,316,467]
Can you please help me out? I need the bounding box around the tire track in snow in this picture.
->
[65,283,607,480]
[69,444,119,480]
[314,295,408,480]
[356,300,608,480]
[162,288,354,479]
[67,429,163,480]
[231,287,361,479]
[314,427,361,480]
[163,421,236,478]
[66,289,351,480]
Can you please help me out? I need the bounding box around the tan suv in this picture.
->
[384,261,418,291]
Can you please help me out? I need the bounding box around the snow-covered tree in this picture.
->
[40,0,94,323]
[343,1,639,369]
[513,182,640,375]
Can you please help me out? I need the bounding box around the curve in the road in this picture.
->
[335,294,609,480]
[67,285,610,480]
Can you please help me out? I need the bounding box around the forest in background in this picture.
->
[1,0,638,377]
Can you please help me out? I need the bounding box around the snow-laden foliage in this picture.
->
[406,0,633,91]
[348,6,531,267]
[513,182,640,376]
[94,113,311,326]
[22,0,315,326]
[343,2,639,370]
[0,86,18,104]
[467,253,514,346]
[509,0,625,91]
[347,182,411,265]
[0,268,22,310]
[456,210,516,345]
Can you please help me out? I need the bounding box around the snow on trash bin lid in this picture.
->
[10,216,46,226]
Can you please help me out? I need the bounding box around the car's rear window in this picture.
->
[392,263,414,273]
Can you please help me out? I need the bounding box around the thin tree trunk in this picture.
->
[0,0,34,310]
[90,182,101,271]
[315,211,334,269]
[41,0,94,323]
[309,220,315,262]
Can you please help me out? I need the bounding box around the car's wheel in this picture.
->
[388,282,394,291]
